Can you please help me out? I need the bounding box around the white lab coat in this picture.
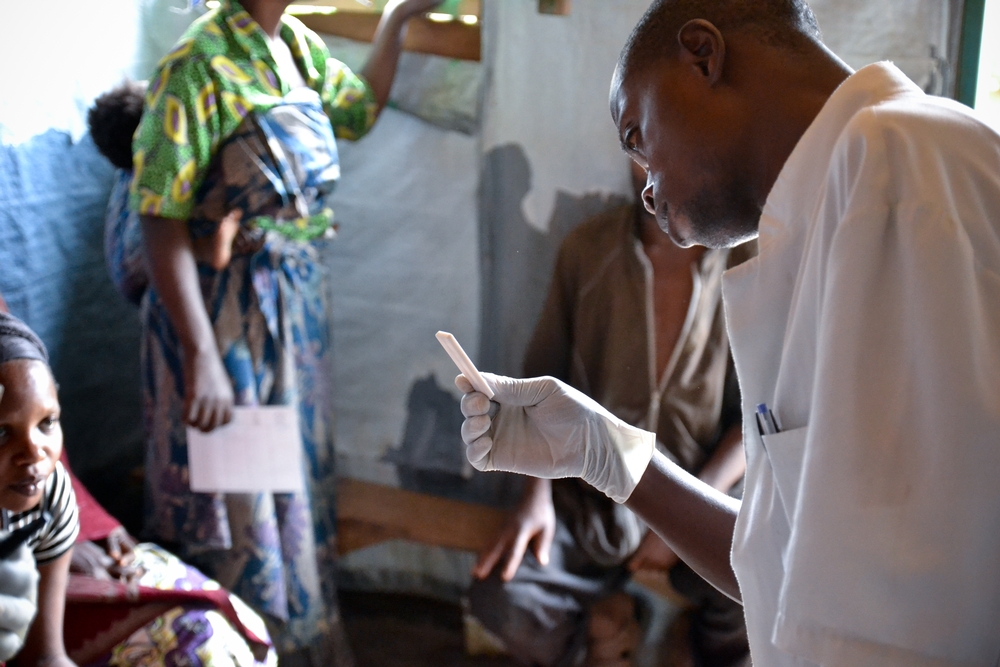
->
[724,62,1000,666]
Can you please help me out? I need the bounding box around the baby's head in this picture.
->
[0,314,61,514]
[87,79,147,171]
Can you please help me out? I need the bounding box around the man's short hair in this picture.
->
[620,0,821,77]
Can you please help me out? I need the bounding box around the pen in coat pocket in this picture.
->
[756,403,780,436]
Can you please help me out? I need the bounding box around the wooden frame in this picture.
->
[297,11,480,61]
[336,478,689,605]
[336,478,505,555]
[292,0,480,14]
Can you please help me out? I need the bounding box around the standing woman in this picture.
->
[129,0,441,662]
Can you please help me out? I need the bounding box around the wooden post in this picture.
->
[956,0,986,106]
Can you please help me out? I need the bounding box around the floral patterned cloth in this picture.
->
[128,2,372,659]
[83,544,277,667]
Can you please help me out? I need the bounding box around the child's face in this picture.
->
[0,360,61,513]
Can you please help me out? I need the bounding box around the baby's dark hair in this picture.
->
[87,80,147,170]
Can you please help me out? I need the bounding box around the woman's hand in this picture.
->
[184,344,234,433]
[473,478,555,582]
[627,531,679,573]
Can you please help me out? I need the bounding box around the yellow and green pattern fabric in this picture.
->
[130,0,376,222]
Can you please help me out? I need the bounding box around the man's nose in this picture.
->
[642,181,656,216]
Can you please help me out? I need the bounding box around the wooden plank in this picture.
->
[298,13,481,61]
[336,478,506,555]
[292,0,480,15]
[335,478,687,607]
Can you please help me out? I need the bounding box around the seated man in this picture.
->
[468,162,752,667]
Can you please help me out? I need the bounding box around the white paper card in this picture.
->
[187,406,304,493]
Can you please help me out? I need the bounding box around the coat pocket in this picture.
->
[761,426,807,523]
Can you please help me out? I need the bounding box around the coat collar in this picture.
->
[759,62,922,246]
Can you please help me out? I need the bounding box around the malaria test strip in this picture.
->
[435,331,495,399]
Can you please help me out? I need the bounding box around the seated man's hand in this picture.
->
[473,479,555,582]
[627,531,679,573]
[457,374,655,503]
[0,544,38,661]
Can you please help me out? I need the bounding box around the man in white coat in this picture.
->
[457,1,1000,665]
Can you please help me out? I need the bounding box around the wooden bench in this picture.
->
[336,478,686,605]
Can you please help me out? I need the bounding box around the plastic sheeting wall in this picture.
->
[811,0,953,92]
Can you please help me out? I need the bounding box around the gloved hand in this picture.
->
[458,373,655,503]
[0,543,38,661]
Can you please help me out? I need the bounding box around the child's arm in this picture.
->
[11,549,75,667]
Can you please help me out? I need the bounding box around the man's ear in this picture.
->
[676,19,725,86]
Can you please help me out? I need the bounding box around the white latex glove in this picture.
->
[0,543,38,661]
[458,373,655,504]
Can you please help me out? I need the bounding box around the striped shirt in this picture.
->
[1,461,79,564]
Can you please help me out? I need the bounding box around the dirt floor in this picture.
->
[337,586,692,667]
[340,590,520,667]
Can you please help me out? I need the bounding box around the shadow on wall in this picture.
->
[382,374,522,508]
[478,143,629,376]
[381,145,631,508]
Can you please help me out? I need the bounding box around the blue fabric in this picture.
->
[0,131,144,506]
[104,169,148,305]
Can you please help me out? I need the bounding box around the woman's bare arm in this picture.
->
[141,215,233,432]
[362,0,447,110]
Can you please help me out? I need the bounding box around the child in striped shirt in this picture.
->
[0,312,79,667]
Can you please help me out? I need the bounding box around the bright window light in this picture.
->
[975,0,1000,128]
